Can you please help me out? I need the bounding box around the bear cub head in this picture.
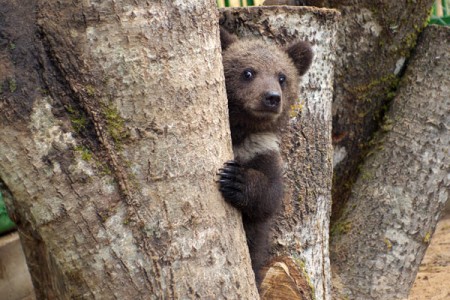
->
[220,28,313,138]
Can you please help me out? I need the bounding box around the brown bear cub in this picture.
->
[218,28,313,286]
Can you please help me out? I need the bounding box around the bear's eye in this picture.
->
[278,73,287,86]
[242,69,254,80]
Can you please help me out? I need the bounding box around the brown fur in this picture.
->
[218,28,313,287]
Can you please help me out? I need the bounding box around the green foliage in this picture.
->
[293,257,316,300]
[0,192,16,235]
[217,0,255,7]
[289,102,304,118]
[104,103,129,148]
[75,145,93,161]
[429,0,450,25]
[423,232,432,243]
[85,84,96,97]
[384,237,393,251]
[8,78,17,93]
[330,220,352,237]
[67,105,88,133]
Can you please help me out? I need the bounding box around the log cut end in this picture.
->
[260,256,313,300]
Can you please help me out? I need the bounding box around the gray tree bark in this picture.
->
[324,0,436,222]
[220,7,339,300]
[265,0,435,222]
[0,0,258,298]
[330,25,450,299]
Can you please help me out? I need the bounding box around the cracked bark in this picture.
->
[265,0,436,222]
[330,25,450,299]
[0,0,258,298]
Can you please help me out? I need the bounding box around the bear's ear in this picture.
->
[220,27,238,51]
[286,41,313,76]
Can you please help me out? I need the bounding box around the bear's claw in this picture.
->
[218,160,246,207]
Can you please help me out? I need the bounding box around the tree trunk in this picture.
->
[330,25,450,299]
[327,0,436,222]
[220,7,339,300]
[273,0,435,221]
[0,0,259,298]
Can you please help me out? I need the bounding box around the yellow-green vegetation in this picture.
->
[363,113,395,160]
[400,32,419,57]
[97,211,109,223]
[345,73,401,139]
[289,101,304,118]
[359,168,374,182]
[423,232,432,244]
[75,145,93,161]
[9,78,16,93]
[85,84,96,97]
[380,116,394,132]
[293,257,316,300]
[353,74,400,102]
[104,103,129,148]
[330,220,352,236]
[96,161,112,176]
[66,105,87,133]
[373,0,428,55]
[357,111,368,119]
[384,237,393,251]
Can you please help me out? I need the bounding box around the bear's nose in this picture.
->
[264,91,281,109]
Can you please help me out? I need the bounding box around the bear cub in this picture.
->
[218,28,313,286]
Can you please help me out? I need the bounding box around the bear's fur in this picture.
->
[218,28,313,286]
